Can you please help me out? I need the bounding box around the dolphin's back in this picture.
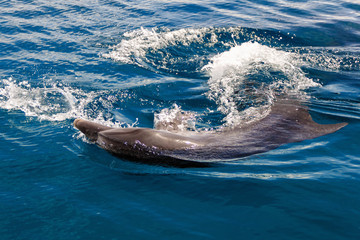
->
[165,99,348,161]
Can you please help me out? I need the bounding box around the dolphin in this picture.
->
[74,98,347,167]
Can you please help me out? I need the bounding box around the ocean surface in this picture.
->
[1,0,360,239]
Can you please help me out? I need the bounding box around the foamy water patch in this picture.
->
[103,27,213,64]
[154,104,197,132]
[102,27,294,75]
[0,78,131,128]
[0,78,88,121]
[203,42,320,126]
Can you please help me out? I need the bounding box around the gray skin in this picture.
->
[74,99,347,167]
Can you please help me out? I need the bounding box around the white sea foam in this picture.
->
[203,42,320,126]
[102,27,220,65]
[0,78,129,128]
[154,104,197,132]
[0,78,84,121]
[102,26,298,71]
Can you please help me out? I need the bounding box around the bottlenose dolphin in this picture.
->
[74,99,347,167]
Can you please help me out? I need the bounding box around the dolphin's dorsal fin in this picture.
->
[266,98,347,141]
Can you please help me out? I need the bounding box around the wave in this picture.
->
[102,26,299,77]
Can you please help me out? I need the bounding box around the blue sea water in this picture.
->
[1,0,360,239]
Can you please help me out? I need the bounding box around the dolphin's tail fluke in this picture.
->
[74,119,113,141]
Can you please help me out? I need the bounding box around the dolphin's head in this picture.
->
[74,119,113,141]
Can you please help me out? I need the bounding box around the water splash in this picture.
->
[203,42,320,126]
[0,78,85,121]
[154,104,197,132]
[103,27,297,75]
[0,78,131,128]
